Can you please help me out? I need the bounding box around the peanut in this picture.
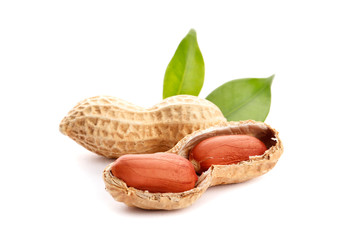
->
[189,135,267,174]
[111,153,198,193]
[60,95,226,158]
[103,120,283,210]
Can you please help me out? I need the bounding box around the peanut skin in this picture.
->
[111,153,198,193]
[189,135,267,174]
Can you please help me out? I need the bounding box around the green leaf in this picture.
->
[206,75,274,122]
[163,29,205,99]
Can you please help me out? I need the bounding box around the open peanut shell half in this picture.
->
[169,120,283,186]
[103,165,212,210]
[103,120,283,210]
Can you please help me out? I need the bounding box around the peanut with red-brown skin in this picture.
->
[111,153,198,193]
[189,135,267,174]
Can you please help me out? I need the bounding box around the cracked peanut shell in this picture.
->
[170,120,283,186]
[103,120,283,210]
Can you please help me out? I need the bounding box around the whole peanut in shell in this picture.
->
[189,135,267,174]
[111,153,198,193]
[60,95,226,158]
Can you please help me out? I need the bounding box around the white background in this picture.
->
[1,1,359,239]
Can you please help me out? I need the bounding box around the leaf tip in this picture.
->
[268,74,275,85]
[188,28,197,38]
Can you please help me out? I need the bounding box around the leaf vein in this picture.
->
[176,44,194,95]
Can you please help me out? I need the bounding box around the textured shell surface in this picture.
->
[103,120,283,210]
[60,95,226,158]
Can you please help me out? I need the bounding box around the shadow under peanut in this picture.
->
[120,204,190,215]
[193,176,265,206]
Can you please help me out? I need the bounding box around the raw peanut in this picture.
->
[189,135,267,174]
[60,95,226,158]
[103,120,283,210]
[111,153,198,193]
[171,120,282,186]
